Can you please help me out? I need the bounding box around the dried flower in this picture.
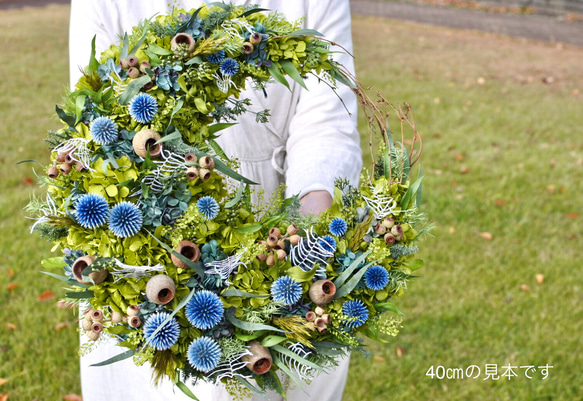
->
[90,116,119,145]
[271,276,303,305]
[364,265,389,290]
[75,193,109,229]
[329,218,348,236]
[108,202,143,237]
[128,93,158,123]
[143,312,181,351]
[187,336,222,372]
[186,290,224,330]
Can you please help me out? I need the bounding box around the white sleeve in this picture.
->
[69,0,122,88]
[284,0,362,199]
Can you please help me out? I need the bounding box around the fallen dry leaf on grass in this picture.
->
[0,378,7,386]
[6,284,17,291]
[566,213,579,219]
[494,199,506,206]
[536,274,544,285]
[5,324,17,331]
[396,346,405,357]
[6,269,14,277]
[520,284,531,291]
[373,355,386,362]
[63,394,83,401]
[54,322,71,332]
[0,393,8,401]
[37,291,55,302]
[478,232,493,240]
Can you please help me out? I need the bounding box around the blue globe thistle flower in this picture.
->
[319,235,337,253]
[187,336,222,372]
[364,265,389,291]
[90,116,119,145]
[219,58,239,76]
[206,50,225,64]
[108,202,143,238]
[271,276,303,305]
[342,300,369,329]
[185,290,224,330]
[128,93,158,123]
[75,193,109,229]
[197,196,220,220]
[329,218,348,237]
[143,312,181,351]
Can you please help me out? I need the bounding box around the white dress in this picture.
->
[69,1,362,400]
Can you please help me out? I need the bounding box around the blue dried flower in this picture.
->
[75,193,109,229]
[364,265,389,290]
[342,300,369,329]
[219,58,239,76]
[90,116,118,145]
[197,196,220,220]
[108,202,143,238]
[185,290,224,330]
[271,276,303,305]
[128,93,158,123]
[187,336,222,372]
[329,218,348,237]
[206,50,225,64]
[319,235,336,253]
[143,312,180,351]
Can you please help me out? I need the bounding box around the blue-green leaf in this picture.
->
[119,75,152,105]
[267,63,290,90]
[289,28,324,36]
[91,349,135,367]
[221,288,268,298]
[225,309,287,333]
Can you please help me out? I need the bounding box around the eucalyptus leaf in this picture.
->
[289,28,324,36]
[224,182,246,209]
[208,139,229,161]
[333,249,371,290]
[66,290,95,299]
[374,302,405,315]
[119,75,152,105]
[155,131,182,144]
[235,330,267,341]
[221,288,269,298]
[238,7,270,17]
[334,261,376,299]
[175,379,199,400]
[280,60,307,90]
[261,335,287,347]
[16,159,45,167]
[267,63,290,90]
[272,353,306,393]
[119,33,129,60]
[272,344,324,372]
[235,376,264,396]
[90,349,135,367]
[225,309,287,333]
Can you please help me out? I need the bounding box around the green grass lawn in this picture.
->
[1,5,582,401]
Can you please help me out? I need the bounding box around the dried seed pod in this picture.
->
[185,166,200,181]
[110,311,124,324]
[375,224,387,235]
[171,240,201,268]
[286,224,299,236]
[305,311,316,322]
[266,235,278,248]
[184,153,197,162]
[242,41,254,54]
[314,306,326,316]
[90,309,104,322]
[384,233,396,245]
[128,316,141,328]
[72,255,108,285]
[56,151,68,163]
[83,308,94,320]
[126,305,140,317]
[170,33,196,54]
[81,319,92,331]
[133,129,162,158]
[87,330,100,341]
[257,253,268,262]
[276,249,287,260]
[139,61,151,73]
[48,166,59,179]
[269,227,282,238]
[382,217,395,229]
[242,341,272,375]
[199,168,212,181]
[91,322,104,334]
[59,163,72,175]
[391,225,403,241]
[65,153,75,164]
[145,274,176,305]
[127,66,141,79]
[309,280,336,305]
[275,240,285,250]
[321,313,332,324]
[249,32,262,45]
[314,317,326,328]
[199,156,215,169]
[316,325,328,334]
[74,161,87,172]
[127,56,139,67]
[266,253,276,266]
[288,234,301,246]
[119,58,130,69]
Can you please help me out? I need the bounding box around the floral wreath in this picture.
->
[26,3,431,399]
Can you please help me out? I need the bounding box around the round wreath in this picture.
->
[27,4,430,398]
